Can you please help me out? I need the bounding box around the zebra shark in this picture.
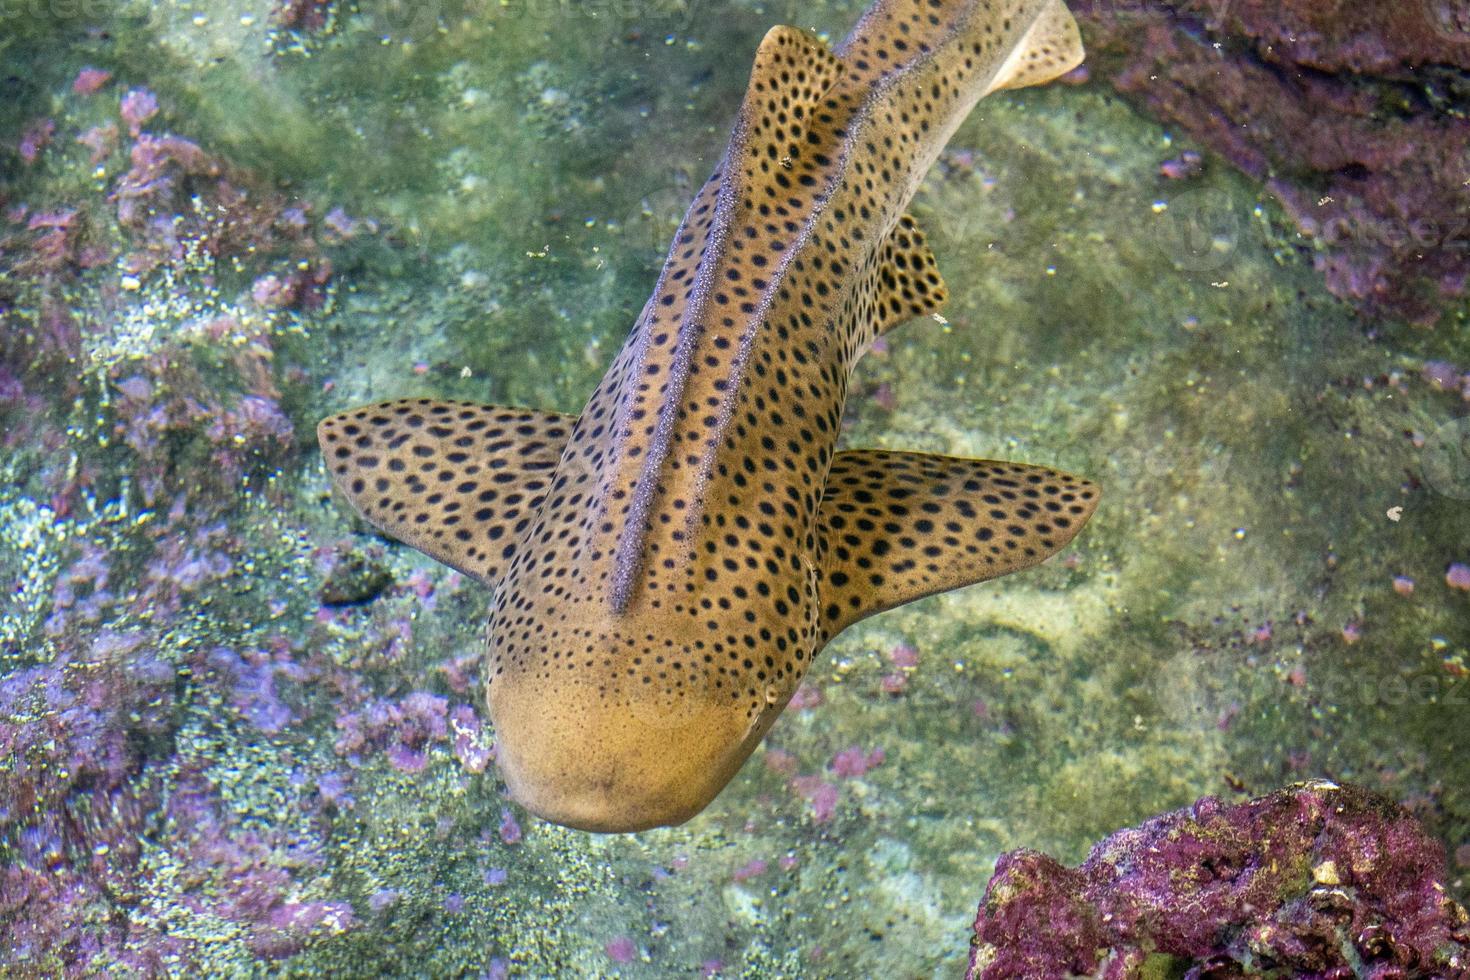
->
[319,0,1096,832]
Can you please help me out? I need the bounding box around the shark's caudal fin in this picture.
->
[814,449,1098,639]
[318,400,574,586]
[986,0,1085,94]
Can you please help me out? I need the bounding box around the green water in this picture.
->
[1,1,1466,976]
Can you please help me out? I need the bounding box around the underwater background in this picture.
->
[1,0,1467,975]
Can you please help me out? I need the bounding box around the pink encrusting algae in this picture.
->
[71,67,112,95]
[732,859,768,883]
[967,782,1470,978]
[119,89,159,136]
[1075,2,1470,326]
[0,49,480,974]
[604,935,637,964]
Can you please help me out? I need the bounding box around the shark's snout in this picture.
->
[488,674,774,833]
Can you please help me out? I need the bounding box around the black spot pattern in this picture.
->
[603,24,847,611]
[318,0,1091,832]
[815,450,1099,639]
[317,400,573,585]
[863,212,947,334]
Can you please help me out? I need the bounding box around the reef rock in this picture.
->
[1074,1,1470,326]
[967,780,1470,979]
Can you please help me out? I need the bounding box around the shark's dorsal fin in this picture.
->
[986,0,1085,94]
[738,25,845,167]
[868,212,947,335]
[815,449,1099,640]
[318,400,574,586]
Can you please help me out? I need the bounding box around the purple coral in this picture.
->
[967,781,1470,978]
[0,47,391,976]
[71,68,112,96]
[330,690,493,777]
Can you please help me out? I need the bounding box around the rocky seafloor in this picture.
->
[1,0,1467,977]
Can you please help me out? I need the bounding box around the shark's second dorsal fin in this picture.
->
[318,400,575,586]
[986,0,1085,94]
[868,212,947,335]
[737,25,844,167]
[814,449,1099,641]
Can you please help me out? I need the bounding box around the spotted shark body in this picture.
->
[319,0,1096,832]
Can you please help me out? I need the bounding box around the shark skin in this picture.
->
[319,0,1097,832]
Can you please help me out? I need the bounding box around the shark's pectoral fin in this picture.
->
[868,212,948,335]
[814,449,1099,640]
[985,0,1084,93]
[318,400,575,586]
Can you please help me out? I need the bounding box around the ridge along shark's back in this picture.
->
[318,0,1097,832]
